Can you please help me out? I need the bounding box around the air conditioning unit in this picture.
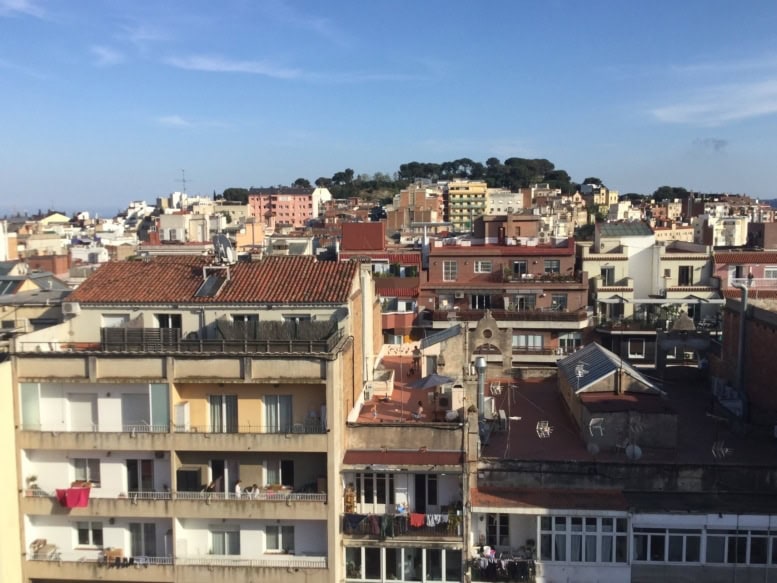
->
[454,292,465,299]
[62,302,81,316]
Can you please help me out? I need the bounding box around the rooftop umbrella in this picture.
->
[406,373,455,391]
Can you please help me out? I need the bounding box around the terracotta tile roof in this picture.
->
[714,251,777,264]
[342,449,463,467]
[470,487,629,512]
[340,222,386,252]
[377,288,418,298]
[723,289,777,299]
[68,256,358,305]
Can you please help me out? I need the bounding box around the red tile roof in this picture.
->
[470,487,629,511]
[68,256,358,305]
[340,252,421,265]
[723,289,777,299]
[340,222,386,252]
[343,449,463,467]
[714,251,777,265]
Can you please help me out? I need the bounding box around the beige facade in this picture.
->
[447,180,488,232]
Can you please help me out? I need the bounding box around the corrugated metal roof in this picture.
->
[557,342,662,394]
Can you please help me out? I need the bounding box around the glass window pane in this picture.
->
[649,534,665,561]
[541,534,552,561]
[570,534,582,562]
[77,522,89,545]
[150,383,170,430]
[266,526,278,550]
[686,536,700,562]
[706,536,725,563]
[282,526,294,552]
[554,534,566,561]
[728,536,747,564]
[616,518,627,532]
[405,548,422,581]
[601,535,613,562]
[615,536,628,562]
[668,535,683,562]
[92,524,103,547]
[386,548,400,580]
[365,547,381,580]
[446,550,462,582]
[426,548,442,581]
[20,383,40,429]
[540,516,551,531]
[585,535,597,562]
[634,534,648,561]
[345,548,362,579]
[751,537,767,564]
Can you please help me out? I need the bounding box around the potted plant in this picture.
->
[25,475,39,496]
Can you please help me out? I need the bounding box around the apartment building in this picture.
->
[248,187,332,231]
[445,180,488,233]
[419,236,591,366]
[11,254,377,583]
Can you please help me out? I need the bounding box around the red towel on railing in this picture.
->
[409,513,425,528]
[55,487,91,508]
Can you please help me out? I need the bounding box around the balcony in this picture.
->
[342,513,462,540]
[729,277,777,289]
[511,347,571,364]
[26,553,174,582]
[17,425,173,451]
[431,308,590,329]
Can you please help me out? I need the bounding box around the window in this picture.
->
[628,339,645,358]
[265,395,292,433]
[600,266,615,285]
[209,395,238,433]
[232,314,258,323]
[551,294,568,311]
[559,332,582,353]
[101,314,130,328]
[486,514,510,548]
[470,295,491,309]
[266,525,294,553]
[542,516,627,563]
[514,294,536,310]
[513,334,543,350]
[354,473,395,506]
[765,267,777,279]
[76,521,103,547]
[544,260,561,274]
[443,261,458,282]
[211,528,240,555]
[155,314,181,329]
[474,261,492,273]
[678,266,693,285]
[267,459,294,488]
[126,459,153,492]
[73,458,101,486]
[283,314,311,325]
[706,529,767,564]
[129,523,156,557]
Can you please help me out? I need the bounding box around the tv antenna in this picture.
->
[575,362,590,391]
[176,169,190,194]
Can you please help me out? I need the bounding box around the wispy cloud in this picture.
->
[260,0,346,47]
[157,115,192,128]
[0,56,45,79]
[671,54,777,75]
[0,0,44,18]
[119,23,170,54]
[693,137,729,153]
[164,55,301,80]
[90,45,125,67]
[651,80,777,126]
[155,114,231,130]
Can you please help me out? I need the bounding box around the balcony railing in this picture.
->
[432,308,589,323]
[342,513,462,539]
[730,277,777,289]
[25,489,326,503]
[176,556,326,568]
[19,420,324,435]
[28,551,173,566]
[99,327,344,354]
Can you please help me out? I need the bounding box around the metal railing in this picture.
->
[431,308,589,322]
[23,490,325,502]
[18,424,170,433]
[176,555,326,568]
[730,277,777,289]
[174,421,325,434]
[28,550,173,565]
[342,513,462,538]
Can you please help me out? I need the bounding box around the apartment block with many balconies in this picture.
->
[11,254,377,583]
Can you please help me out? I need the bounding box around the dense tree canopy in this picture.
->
[652,185,690,202]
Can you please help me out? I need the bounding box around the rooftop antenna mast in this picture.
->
[177,169,189,195]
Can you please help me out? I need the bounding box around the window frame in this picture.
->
[73,458,101,487]
[442,260,458,282]
[76,521,104,548]
[266,525,295,553]
[544,259,561,274]
[474,260,492,274]
[628,338,646,359]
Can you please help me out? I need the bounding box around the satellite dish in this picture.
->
[212,234,236,265]
[587,442,600,456]
[625,444,642,461]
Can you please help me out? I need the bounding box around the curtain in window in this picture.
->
[212,531,225,555]
[554,534,566,561]
[266,395,292,432]
[210,396,223,433]
[225,395,238,433]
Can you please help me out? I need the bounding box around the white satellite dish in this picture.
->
[213,234,236,265]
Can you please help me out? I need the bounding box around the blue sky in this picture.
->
[2,0,777,215]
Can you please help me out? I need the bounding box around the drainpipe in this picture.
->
[731,282,748,395]
[475,356,487,419]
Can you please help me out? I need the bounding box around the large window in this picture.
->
[541,516,627,563]
[73,458,101,486]
[706,529,768,564]
[155,314,181,329]
[443,261,458,282]
[474,261,492,274]
[514,293,536,310]
[354,473,395,506]
[513,334,543,350]
[559,332,582,353]
[126,459,153,492]
[551,294,568,311]
[601,266,615,286]
[76,521,103,547]
[211,528,240,555]
[513,260,528,276]
[678,266,693,285]
[486,514,510,547]
[266,525,294,553]
[544,260,561,274]
[265,395,292,433]
[129,523,156,557]
[765,267,777,279]
[209,395,238,433]
[344,547,461,582]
